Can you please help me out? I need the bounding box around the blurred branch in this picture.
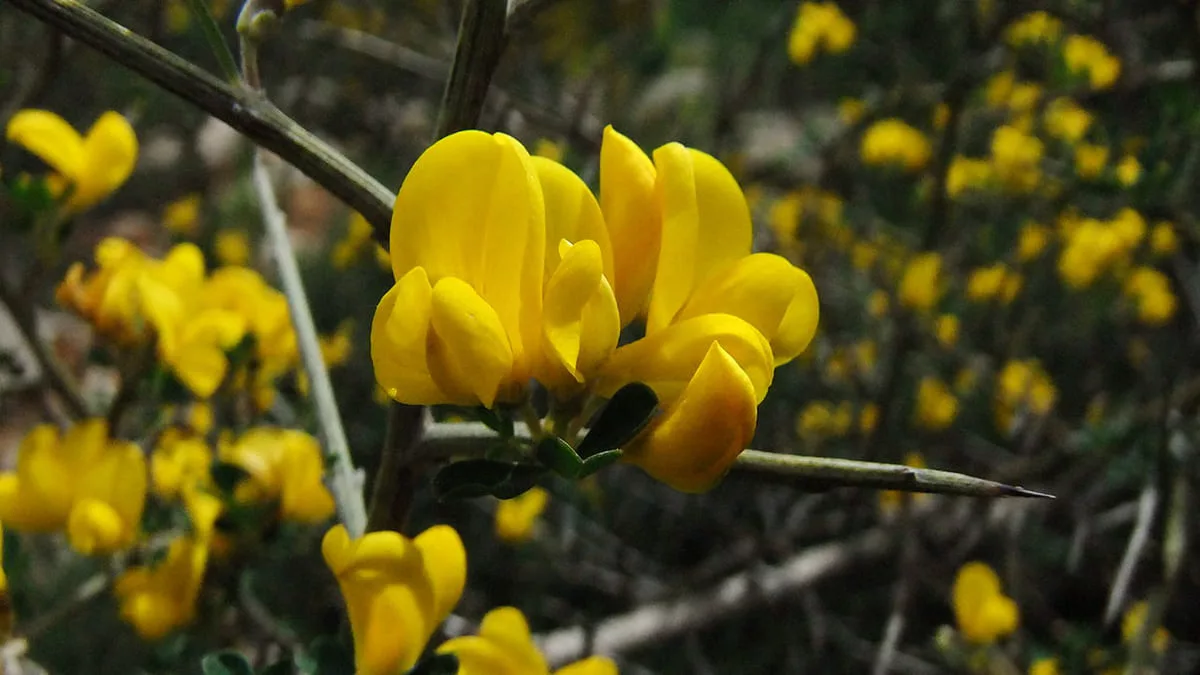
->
[0,280,88,419]
[17,573,109,641]
[1103,481,1158,625]
[5,0,396,245]
[0,26,63,122]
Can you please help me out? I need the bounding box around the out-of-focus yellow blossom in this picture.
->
[1007,82,1042,121]
[947,156,993,197]
[788,2,856,65]
[953,561,1019,644]
[214,229,251,266]
[1150,221,1179,256]
[495,487,549,544]
[332,212,383,270]
[1121,601,1170,653]
[1057,218,1124,288]
[201,266,298,399]
[1017,222,1050,261]
[852,340,877,374]
[1123,267,1177,326]
[151,429,212,500]
[323,524,467,675]
[57,237,157,345]
[1063,35,1121,90]
[1029,657,1060,675]
[935,314,959,348]
[985,71,1016,109]
[859,403,880,435]
[967,263,1022,304]
[1074,143,1108,179]
[932,103,950,130]
[5,109,138,212]
[1005,11,1062,46]
[837,98,865,125]
[851,241,879,271]
[440,606,619,675]
[797,400,852,439]
[991,125,1043,192]
[1112,207,1146,249]
[914,377,958,431]
[878,452,928,515]
[1043,97,1091,143]
[995,359,1057,431]
[116,488,221,639]
[163,193,203,236]
[219,427,335,523]
[860,119,931,172]
[0,420,145,555]
[867,290,890,318]
[533,138,564,163]
[298,320,356,395]
[768,192,802,248]
[899,252,943,312]
[1116,154,1142,186]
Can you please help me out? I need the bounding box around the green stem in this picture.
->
[182,0,240,83]
[5,0,394,245]
[434,0,508,138]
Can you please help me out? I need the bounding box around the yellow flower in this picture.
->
[932,103,950,130]
[995,359,1057,431]
[219,427,335,523]
[57,237,154,345]
[163,193,203,236]
[1017,222,1050,261]
[867,290,890,318]
[116,488,221,640]
[914,377,958,431]
[1121,601,1170,653]
[1116,154,1142,186]
[946,156,993,197]
[332,212,379,269]
[201,266,298,394]
[1029,657,1060,675]
[151,429,213,500]
[1111,207,1146,250]
[533,138,564,163]
[1150,221,1179,256]
[1063,35,1121,90]
[985,71,1015,109]
[439,606,618,675]
[991,125,1043,192]
[5,109,138,212]
[935,314,959,348]
[788,2,856,65]
[323,524,467,675]
[838,97,866,125]
[495,487,549,544]
[860,119,931,171]
[215,229,251,266]
[1005,11,1062,46]
[953,561,1019,644]
[967,263,1021,304]
[768,192,803,248]
[1057,219,1123,288]
[0,420,145,555]
[858,402,880,435]
[1123,267,1177,326]
[1043,97,1091,143]
[898,252,943,312]
[1074,143,1108,179]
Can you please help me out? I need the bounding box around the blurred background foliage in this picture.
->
[0,0,1198,673]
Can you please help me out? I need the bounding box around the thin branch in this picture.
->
[1103,482,1159,625]
[0,280,88,419]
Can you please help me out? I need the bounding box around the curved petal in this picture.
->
[476,607,547,672]
[371,267,451,405]
[599,126,660,325]
[596,313,774,404]
[646,144,752,333]
[4,425,74,529]
[577,275,620,378]
[532,156,613,282]
[414,525,467,622]
[278,433,336,523]
[437,635,523,675]
[67,498,128,554]
[5,109,86,181]
[624,343,757,493]
[555,656,620,675]
[677,253,819,365]
[72,111,138,210]
[541,240,605,381]
[427,277,514,408]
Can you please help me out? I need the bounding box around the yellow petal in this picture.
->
[437,635,524,675]
[677,253,819,365]
[555,656,620,675]
[0,425,73,530]
[599,125,661,325]
[370,267,451,405]
[532,156,613,282]
[541,239,606,380]
[646,143,751,333]
[427,277,515,408]
[624,342,757,492]
[72,112,139,211]
[414,525,467,622]
[5,109,86,181]
[476,607,547,672]
[67,498,127,555]
[596,313,774,404]
[278,432,336,523]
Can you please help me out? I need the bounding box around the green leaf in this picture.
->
[201,651,255,675]
[296,636,354,675]
[210,461,250,495]
[535,436,584,478]
[183,0,241,83]
[578,448,624,478]
[406,654,459,675]
[475,406,514,438]
[433,460,546,501]
[576,382,659,458]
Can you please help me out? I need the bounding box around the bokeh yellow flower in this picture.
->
[495,487,550,544]
[1121,601,1170,653]
[788,2,856,65]
[914,377,958,431]
[860,119,931,172]
[219,427,336,523]
[1123,267,1177,326]
[953,561,1019,644]
[1063,35,1121,90]
[898,252,943,312]
[439,606,618,675]
[163,193,203,236]
[215,229,251,267]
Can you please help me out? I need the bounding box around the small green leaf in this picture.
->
[201,651,255,675]
[433,460,546,501]
[490,463,547,499]
[210,461,250,495]
[576,382,659,458]
[296,636,354,675]
[406,653,459,675]
[578,449,624,478]
[475,406,514,438]
[535,436,583,478]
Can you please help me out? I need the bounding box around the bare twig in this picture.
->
[1103,482,1159,626]
[0,281,88,419]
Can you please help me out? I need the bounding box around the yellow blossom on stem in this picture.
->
[1074,143,1109,179]
[1150,221,1179,256]
[5,109,138,212]
[953,561,1019,644]
[219,427,336,524]
[323,524,467,675]
[860,119,931,172]
[495,486,550,544]
[150,429,213,500]
[332,212,379,269]
[1005,11,1062,46]
[914,377,958,431]
[1057,219,1124,288]
[163,193,203,236]
[1043,97,1091,143]
[788,2,856,65]
[898,252,943,312]
[1116,154,1142,186]
[1063,35,1121,90]
[0,420,145,555]
[439,606,618,675]
[991,125,1044,192]
[1123,267,1177,326]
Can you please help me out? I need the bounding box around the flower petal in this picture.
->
[414,525,467,622]
[5,109,86,181]
[555,656,620,675]
[596,313,774,404]
[426,277,515,408]
[532,156,613,282]
[370,267,451,405]
[72,111,138,210]
[677,253,819,365]
[476,607,547,672]
[623,342,757,493]
[646,143,751,333]
[540,239,616,385]
[67,498,127,554]
[599,126,660,325]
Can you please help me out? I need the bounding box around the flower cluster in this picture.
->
[787,2,856,66]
